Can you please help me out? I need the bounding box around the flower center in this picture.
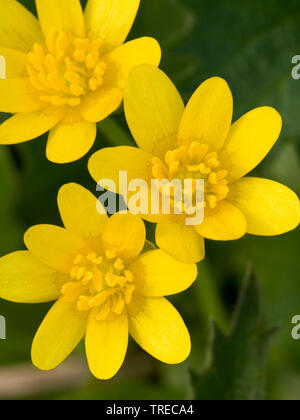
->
[27,32,106,107]
[61,250,135,321]
[152,141,230,210]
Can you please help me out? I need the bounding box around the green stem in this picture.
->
[194,261,230,335]
[98,117,135,147]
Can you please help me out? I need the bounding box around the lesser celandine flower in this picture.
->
[0,0,160,163]
[88,64,300,264]
[0,183,196,379]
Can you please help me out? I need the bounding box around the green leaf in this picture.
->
[193,261,230,335]
[0,148,24,252]
[265,140,300,194]
[172,0,300,149]
[132,0,195,50]
[191,266,277,400]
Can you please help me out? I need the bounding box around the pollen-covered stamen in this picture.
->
[61,251,135,322]
[152,141,230,210]
[27,32,107,107]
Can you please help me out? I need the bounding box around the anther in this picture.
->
[208,172,218,185]
[105,249,117,260]
[114,259,125,271]
[77,295,91,311]
[105,273,118,287]
[76,266,87,280]
[206,195,217,209]
[74,255,84,264]
[73,50,86,63]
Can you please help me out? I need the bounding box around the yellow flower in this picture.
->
[0,183,196,379]
[0,0,161,163]
[88,64,300,264]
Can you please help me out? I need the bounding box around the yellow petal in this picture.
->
[105,37,161,90]
[0,251,59,303]
[128,296,191,364]
[178,77,233,150]
[0,108,64,145]
[36,0,85,38]
[0,47,27,77]
[0,0,42,52]
[86,309,128,380]
[84,0,140,52]
[46,115,96,163]
[221,107,282,183]
[24,225,88,273]
[89,146,153,191]
[124,64,184,155]
[102,213,146,261]
[80,86,123,123]
[195,201,247,241]
[0,79,44,113]
[130,249,197,297]
[156,221,205,264]
[232,177,300,236]
[32,298,87,371]
[58,183,108,238]
[88,146,169,224]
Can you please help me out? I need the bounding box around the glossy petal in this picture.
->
[130,250,197,297]
[195,201,247,241]
[89,145,167,224]
[46,116,96,163]
[24,225,88,273]
[105,37,161,90]
[86,310,128,380]
[89,146,153,190]
[0,47,27,77]
[128,296,191,364]
[32,299,87,371]
[0,79,44,113]
[232,177,300,235]
[102,213,146,261]
[80,86,123,123]
[84,0,140,51]
[156,221,205,263]
[0,251,59,303]
[124,64,184,155]
[0,108,64,145]
[0,0,42,51]
[36,0,85,38]
[58,183,108,238]
[178,77,233,150]
[221,107,282,182]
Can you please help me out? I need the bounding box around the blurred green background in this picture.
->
[0,0,300,400]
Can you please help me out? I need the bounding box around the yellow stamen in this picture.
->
[114,258,125,271]
[105,249,117,260]
[77,295,91,311]
[62,250,135,322]
[151,140,230,212]
[96,301,111,321]
[26,32,107,108]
